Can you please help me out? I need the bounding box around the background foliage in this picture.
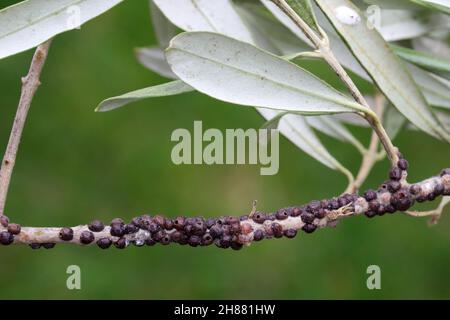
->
[0,0,449,299]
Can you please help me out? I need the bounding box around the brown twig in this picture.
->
[0,40,52,215]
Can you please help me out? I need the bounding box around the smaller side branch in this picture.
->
[0,41,52,215]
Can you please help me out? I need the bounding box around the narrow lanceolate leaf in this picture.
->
[136,47,177,79]
[383,107,406,140]
[392,45,450,74]
[316,0,450,142]
[409,0,450,14]
[96,80,193,112]
[166,32,366,115]
[408,64,450,109]
[306,116,366,154]
[0,0,123,60]
[257,109,352,177]
[152,0,254,43]
[149,0,177,48]
[284,0,321,35]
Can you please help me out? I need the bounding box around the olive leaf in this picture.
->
[306,116,367,153]
[135,47,177,79]
[166,32,366,115]
[284,0,321,35]
[409,0,450,14]
[0,0,123,60]
[149,0,177,48]
[152,0,254,43]
[383,107,407,140]
[96,80,193,112]
[408,64,450,109]
[316,0,450,142]
[392,45,450,74]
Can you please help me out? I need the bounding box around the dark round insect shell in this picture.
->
[125,223,138,234]
[320,200,329,208]
[110,223,125,237]
[409,184,422,195]
[391,191,412,211]
[284,229,297,239]
[387,180,402,193]
[338,196,350,208]
[266,214,276,221]
[205,218,216,228]
[427,192,437,201]
[364,210,377,218]
[111,218,124,225]
[80,231,95,244]
[97,238,112,249]
[252,212,266,224]
[231,242,243,251]
[145,238,156,246]
[160,234,171,245]
[229,222,241,235]
[385,204,396,214]
[42,243,56,249]
[114,238,128,249]
[377,205,386,216]
[131,216,142,227]
[148,222,161,234]
[271,223,283,238]
[275,209,289,220]
[368,200,380,212]
[302,224,317,234]
[0,231,14,245]
[88,220,104,232]
[202,233,214,246]
[191,220,206,236]
[139,215,152,230]
[440,168,450,176]
[238,215,248,221]
[59,227,74,241]
[291,207,302,217]
[29,243,41,249]
[301,212,315,224]
[7,223,21,235]
[153,215,165,227]
[217,235,232,249]
[315,209,327,219]
[397,159,409,171]
[253,229,265,241]
[178,234,189,245]
[434,183,445,196]
[0,215,9,227]
[416,195,427,203]
[389,167,402,181]
[226,216,239,225]
[329,198,340,210]
[188,235,201,247]
[209,225,223,238]
[307,201,321,213]
[173,216,185,231]
[163,219,174,230]
[153,230,166,242]
[170,231,182,243]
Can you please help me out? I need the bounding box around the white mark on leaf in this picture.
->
[334,6,361,26]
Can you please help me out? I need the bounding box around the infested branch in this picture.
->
[1,166,448,249]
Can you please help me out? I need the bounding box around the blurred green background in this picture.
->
[0,0,449,299]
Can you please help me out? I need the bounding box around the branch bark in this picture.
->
[1,168,448,249]
[0,41,52,215]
